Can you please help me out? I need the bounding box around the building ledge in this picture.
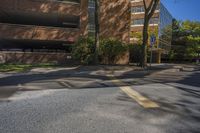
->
[0,0,81,16]
[131,10,160,15]
[0,23,80,42]
[131,24,158,27]
[0,23,80,31]
[34,0,80,5]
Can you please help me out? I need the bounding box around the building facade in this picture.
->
[0,0,130,64]
[0,0,172,64]
[0,0,88,53]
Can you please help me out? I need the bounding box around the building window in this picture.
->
[132,17,159,26]
[55,0,80,3]
[149,17,159,25]
[88,0,95,8]
[131,6,144,13]
[88,24,95,32]
[131,5,160,14]
[88,0,95,33]
[132,19,144,25]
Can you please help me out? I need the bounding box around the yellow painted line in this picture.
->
[121,86,159,108]
[107,74,159,108]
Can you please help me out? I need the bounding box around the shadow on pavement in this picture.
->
[0,65,199,102]
[0,65,140,100]
[177,72,200,88]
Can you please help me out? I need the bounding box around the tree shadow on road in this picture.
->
[177,71,200,88]
[0,65,142,100]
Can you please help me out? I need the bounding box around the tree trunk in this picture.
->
[95,0,100,64]
[141,15,149,68]
[141,0,159,68]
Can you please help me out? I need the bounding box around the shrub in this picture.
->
[99,38,128,64]
[72,37,128,65]
[129,44,142,65]
[72,37,95,65]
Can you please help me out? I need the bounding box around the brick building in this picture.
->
[0,0,172,64]
[0,0,130,64]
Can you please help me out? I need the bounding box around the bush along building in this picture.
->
[0,0,172,64]
[130,0,173,63]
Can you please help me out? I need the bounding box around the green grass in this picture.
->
[0,63,58,72]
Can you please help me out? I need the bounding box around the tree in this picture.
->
[94,0,100,64]
[141,0,159,68]
[171,20,200,62]
[187,35,200,60]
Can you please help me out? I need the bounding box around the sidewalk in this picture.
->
[0,63,198,79]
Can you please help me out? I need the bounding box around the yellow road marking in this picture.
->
[121,86,159,108]
[107,74,159,108]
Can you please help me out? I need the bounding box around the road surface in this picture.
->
[0,64,200,133]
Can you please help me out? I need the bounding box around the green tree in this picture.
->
[171,20,200,62]
[99,38,128,64]
[72,37,95,65]
[186,35,200,59]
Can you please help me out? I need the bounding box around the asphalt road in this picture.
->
[0,64,200,133]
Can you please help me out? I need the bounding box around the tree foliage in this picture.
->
[170,20,200,62]
[130,27,159,46]
[129,44,143,65]
[72,37,96,65]
[72,38,128,65]
[99,38,128,64]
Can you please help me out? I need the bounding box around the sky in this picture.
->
[161,0,200,21]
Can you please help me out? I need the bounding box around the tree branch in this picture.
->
[143,0,147,10]
[147,0,154,12]
[148,0,159,19]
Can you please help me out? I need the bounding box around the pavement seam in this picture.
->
[57,81,72,88]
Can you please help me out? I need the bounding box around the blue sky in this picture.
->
[161,0,200,21]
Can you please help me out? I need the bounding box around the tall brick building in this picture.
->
[0,0,172,64]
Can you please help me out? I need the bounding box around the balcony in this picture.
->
[0,0,80,16]
[0,23,80,42]
[0,10,80,28]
